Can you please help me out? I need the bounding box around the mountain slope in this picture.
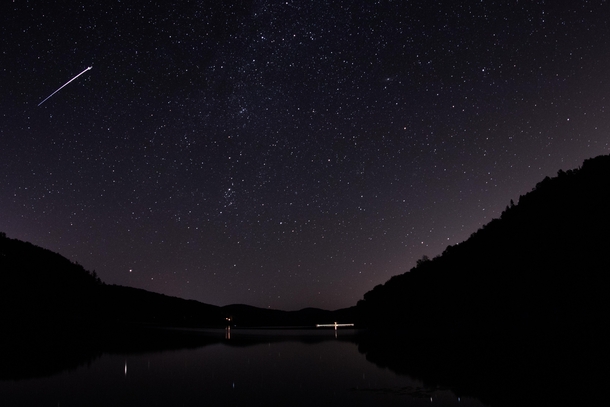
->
[0,233,102,326]
[0,232,355,330]
[358,154,610,340]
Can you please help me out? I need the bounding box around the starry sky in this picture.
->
[2,1,610,310]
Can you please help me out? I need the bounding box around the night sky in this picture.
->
[2,1,610,310]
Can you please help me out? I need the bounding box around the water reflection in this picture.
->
[0,328,487,407]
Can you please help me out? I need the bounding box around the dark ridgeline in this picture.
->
[0,233,356,332]
[358,154,610,333]
[0,233,102,328]
[221,304,356,327]
[0,232,224,333]
[0,234,104,380]
[357,154,610,406]
[0,231,356,380]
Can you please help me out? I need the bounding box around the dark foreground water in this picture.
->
[0,328,487,407]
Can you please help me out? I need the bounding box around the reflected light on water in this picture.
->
[0,330,490,407]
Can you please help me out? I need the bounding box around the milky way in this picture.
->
[1,1,609,310]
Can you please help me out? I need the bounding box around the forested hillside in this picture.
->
[358,154,610,342]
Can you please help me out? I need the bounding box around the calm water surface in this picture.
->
[1,329,487,407]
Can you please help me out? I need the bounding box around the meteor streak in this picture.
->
[38,66,92,106]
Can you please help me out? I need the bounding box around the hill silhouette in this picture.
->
[0,233,102,328]
[356,154,610,406]
[358,154,610,338]
[0,232,225,330]
[0,232,354,333]
[0,231,356,380]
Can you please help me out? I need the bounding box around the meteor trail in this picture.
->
[38,66,92,106]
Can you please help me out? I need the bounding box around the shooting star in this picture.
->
[38,66,92,107]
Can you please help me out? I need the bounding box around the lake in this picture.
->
[0,328,488,407]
